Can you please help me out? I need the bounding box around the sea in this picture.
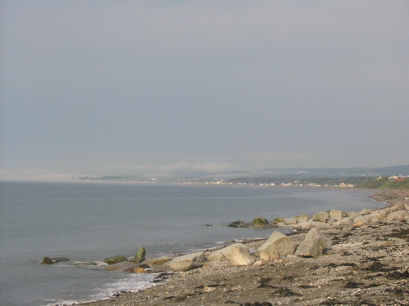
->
[0,181,381,306]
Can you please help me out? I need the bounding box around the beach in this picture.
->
[82,190,409,306]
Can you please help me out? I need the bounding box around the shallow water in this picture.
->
[0,182,378,305]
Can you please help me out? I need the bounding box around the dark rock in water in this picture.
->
[104,255,127,265]
[228,220,248,228]
[252,217,269,228]
[41,257,54,264]
[132,247,146,264]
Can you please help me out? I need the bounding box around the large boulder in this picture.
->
[313,211,329,223]
[329,210,343,221]
[256,231,296,261]
[252,217,269,228]
[295,214,310,223]
[387,210,409,222]
[295,228,332,258]
[104,255,127,265]
[158,252,206,272]
[208,243,243,262]
[229,244,255,266]
[132,247,146,264]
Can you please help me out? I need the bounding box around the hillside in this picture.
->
[357,177,409,190]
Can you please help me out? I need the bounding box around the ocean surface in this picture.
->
[0,182,381,305]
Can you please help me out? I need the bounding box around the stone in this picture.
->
[295,227,332,258]
[252,217,269,228]
[104,255,127,265]
[228,220,248,228]
[360,208,372,215]
[229,244,256,266]
[387,210,409,222]
[208,243,244,261]
[41,257,54,264]
[143,257,172,266]
[329,210,343,221]
[312,211,329,223]
[292,221,314,231]
[132,247,146,264]
[310,221,331,228]
[295,214,309,223]
[159,252,206,272]
[256,231,296,261]
[386,204,406,213]
[283,218,297,225]
[352,215,369,225]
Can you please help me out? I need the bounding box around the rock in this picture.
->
[132,247,146,264]
[386,203,406,213]
[273,218,285,224]
[387,210,409,222]
[292,221,314,231]
[41,257,54,265]
[360,208,372,215]
[256,232,296,261]
[366,211,387,222]
[295,214,309,223]
[143,257,172,266]
[104,255,127,265]
[159,252,206,272]
[208,243,244,261]
[229,244,256,266]
[295,227,332,258]
[312,211,329,223]
[228,220,248,228]
[252,217,269,228]
[310,221,331,228]
[352,215,369,225]
[283,218,297,225]
[329,210,343,221]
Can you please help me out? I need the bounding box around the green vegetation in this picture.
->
[357,177,409,190]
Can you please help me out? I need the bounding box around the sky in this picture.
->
[1,0,408,181]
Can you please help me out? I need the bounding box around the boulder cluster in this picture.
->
[229,202,409,231]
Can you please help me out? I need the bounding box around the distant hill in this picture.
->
[356,177,409,190]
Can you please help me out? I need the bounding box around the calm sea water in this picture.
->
[0,182,379,305]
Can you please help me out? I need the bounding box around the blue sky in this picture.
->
[1,1,408,180]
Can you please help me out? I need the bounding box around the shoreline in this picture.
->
[81,190,409,306]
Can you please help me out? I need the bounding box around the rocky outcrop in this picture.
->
[295,227,332,257]
[132,247,146,264]
[256,231,296,261]
[104,255,127,265]
[229,244,255,266]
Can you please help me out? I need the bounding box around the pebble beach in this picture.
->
[82,190,409,306]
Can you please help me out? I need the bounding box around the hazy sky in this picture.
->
[1,1,408,180]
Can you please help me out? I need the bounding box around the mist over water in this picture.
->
[0,182,378,305]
